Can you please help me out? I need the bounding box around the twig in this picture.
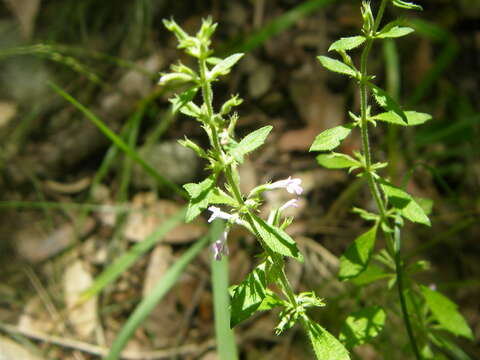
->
[0,323,215,360]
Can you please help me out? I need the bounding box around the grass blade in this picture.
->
[48,81,186,198]
[79,208,186,302]
[211,221,238,359]
[226,0,334,53]
[105,221,218,360]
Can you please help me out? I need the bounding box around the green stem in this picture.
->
[358,1,422,359]
[198,51,298,308]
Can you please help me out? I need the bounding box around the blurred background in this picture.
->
[0,0,478,359]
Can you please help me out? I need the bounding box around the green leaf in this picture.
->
[317,56,357,77]
[377,26,414,39]
[429,333,473,360]
[183,176,215,222]
[257,289,285,311]
[392,0,423,10]
[209,188,237,207]
[339,225,378,281]
[231,125,272,163]
[369,84,407,124]
[328,36,366,52]
[210,53,244,79]
[169,86,199,114]
[414,196,434,215]
[380,180,431,226]
[306,320,350,360]
[316,152,359,169]
[249,213,303,261]
[351,264,391,286]
[420,285,473,339]
[372,111,432,126]
[339,306,386,348]
[309,125,353,152]
[230,262,268,327]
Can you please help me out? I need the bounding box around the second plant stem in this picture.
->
[358,1,422,359]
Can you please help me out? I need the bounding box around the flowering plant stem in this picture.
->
[358,0,421,357]
[199,51,298,308]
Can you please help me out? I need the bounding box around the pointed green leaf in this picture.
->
[316,152,359,169]
[209,188,237,207]
[429,333,473,360]
[183,176,215,222]
[231,125,272,163]
[306,320,350,360]
[230,262,268,327]
[249,213,303,261]
[380,180,431,226]
[339,225,378,280]
[369,84,407,124]
[318,56,357,77]
[340,306,386,348]
[169,87,199,114]
[329,36,366,52]
[420,286,473,339]
[351,264,391,286]
[257,289,285,311]
[310,125,353,152]
[392,0,423,10]
[210,53,244,79]
[377,26,414,39]
[371,111,432,126]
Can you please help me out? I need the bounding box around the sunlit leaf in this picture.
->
[306,320,351,360]
[316,152,359,169]
[231,125,272,163]
[248,213,303,261]
[318,56,357,77]
[340,306,386,348]
[230,262,268,327]
[371,111,431,126]
[392,0,423,10]
[183,176,215,222]
[380,180,431,226]
[420,285,473,339]
[329,36,366,52]
[310,125,353,152]
[377,25,414,39]
[339,225,378,280]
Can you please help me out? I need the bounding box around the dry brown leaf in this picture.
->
[143,244,173,297]
[18,296,54,334]
[0,335,44,360]
[123,197,207,244]
[0,102,17,128]
[3,0,41,39]
[15,219,95,263]
[63,260,97,339]
[278,125,321,152]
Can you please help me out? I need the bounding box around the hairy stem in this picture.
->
[198,52,298,308]
[358,1,422,358]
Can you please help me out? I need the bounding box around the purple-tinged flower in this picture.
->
[207,206,233,223]
[212,230,229,261]
[279,198,299,212]
[267,177,303,195]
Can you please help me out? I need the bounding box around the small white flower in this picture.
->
[267,176,303,195]
[207,206,233,223]
[219,128,230,146]
[279,198,299,212]
[212,230,229,261]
